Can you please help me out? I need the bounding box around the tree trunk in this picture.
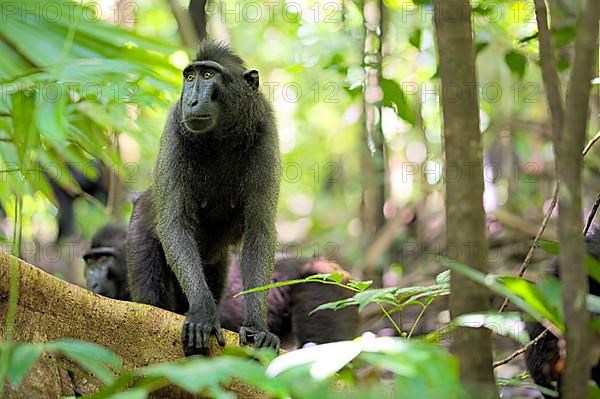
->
[553,1,599,397]
[360,0,386,287]
[0,253,264,398]
[433,0,498,398]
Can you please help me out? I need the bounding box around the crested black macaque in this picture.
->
[83,223,130,300]
[220,255,359,348]
[127,41,281,355]
[525,228,600,397]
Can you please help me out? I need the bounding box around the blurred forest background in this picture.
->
[0,0,598,397]
[3,0,598,285]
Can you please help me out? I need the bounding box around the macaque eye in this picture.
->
[97,255,108,264]
[185,72,195,82]
[202,70,214,79]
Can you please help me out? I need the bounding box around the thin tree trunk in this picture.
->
[554,1,599,397]
[433,1,498,397]
[165,0,199,49]
[360,0,386,286]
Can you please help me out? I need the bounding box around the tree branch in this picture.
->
[0,253,263,398]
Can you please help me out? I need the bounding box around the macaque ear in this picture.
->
[243,69,259,91]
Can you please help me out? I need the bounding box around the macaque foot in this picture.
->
[182,312,226,356]
[239,325,280,353]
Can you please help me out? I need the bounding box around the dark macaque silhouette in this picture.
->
[221,255,359,348]
[83,223,129,300]
[525,227,600,397]
[127,41,280,355]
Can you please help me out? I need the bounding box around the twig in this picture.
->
[584,193,600,235]
[498,183,558,312]
[493,328,549,368]
[533,0,564,140]
[378,304,402,337]
[407,298,434,340]
[582,130,600,156]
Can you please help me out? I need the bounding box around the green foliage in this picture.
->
[1,339,121,389]
[442,258,564,331]
[2,336,466,398]
[538,240,600,285]
[0,0,178,212]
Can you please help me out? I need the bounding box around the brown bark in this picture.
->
[554,1,599,397]
[0,253,265,398]
[433,0,498,398]
[360,0,386,286]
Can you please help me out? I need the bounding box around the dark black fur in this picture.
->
[220,256,359,347]
[83,223,129,300]
[525,228,600,397]
[127,41,280,355]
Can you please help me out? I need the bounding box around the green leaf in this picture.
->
[307,272,345,284]
[505,50,527,80]
[440,258,564,331]
[408,29,421,50]
[11,91,38,161]
[380,78,416,125]
[347,279,372,291]
[538,240,600,286]
[46,340,121,384]
[105,388,148,399]
[454,312,529,344]
[353,287,398,311]
[436,270,450,285]
[476,41,489,55]
[7,343,44,388]
[552,25,576,48]
[310,297,357,314]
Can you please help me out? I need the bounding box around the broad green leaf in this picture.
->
[505,50,527,80]
[538,240,600,286]
[7,343,44,388]
[11,91,38,161]
[454,312,529,344]
[552,25,576,48]
[353,287,398,311]
[47,340,121,384]
[380,78,416,125]
[408,29,421,50]
[307,272,345,284]
[310,297,356,314]
[476,41,489,55]
[347,279,372,291]
[105,389,148,399]
[499,276,561,325]
[440,258,564,331]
